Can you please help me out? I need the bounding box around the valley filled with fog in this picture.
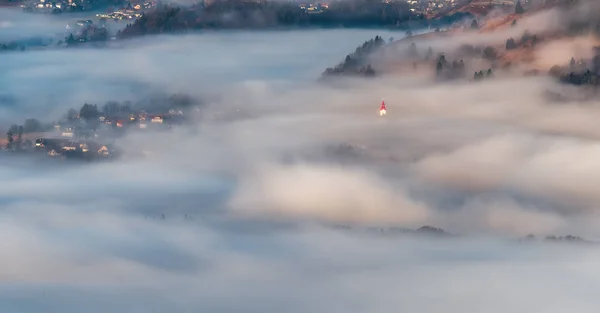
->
[3,10,600,313]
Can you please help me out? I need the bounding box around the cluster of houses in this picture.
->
[95,2,155,20]
[3,103,192,161]
[96,9,143,20]
[406,0,462,14]
[57,109,185,136]
[3,91,201,162]
[298,3,329,13]
[33,137,117,161]
[22,0,101,13]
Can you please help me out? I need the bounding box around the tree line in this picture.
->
[505,31,538,51]
[4,93,201,150]
[117,0,420,38]
[322,36,385,78]
[435,54,467,79]
[548,53,600,87]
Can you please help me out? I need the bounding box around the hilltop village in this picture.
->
[2,95,200,162]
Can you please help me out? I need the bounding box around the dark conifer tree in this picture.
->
[425,47,433,60]
[506,38,517,50]
[6,130,13,150]
[436,60,444,77]
[515,0,525,14]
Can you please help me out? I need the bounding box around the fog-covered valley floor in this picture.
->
[2,11,600,312]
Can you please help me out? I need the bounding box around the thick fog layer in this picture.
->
[2,10,600,313]
[0,8,77,41]
[1,29,402,122]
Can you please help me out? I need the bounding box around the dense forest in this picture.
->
[117,0,423,38]
[549,48,600,87]
[322,35,385,78]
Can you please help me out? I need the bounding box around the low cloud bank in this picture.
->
[0,21,600,312]
[229,164,430,226]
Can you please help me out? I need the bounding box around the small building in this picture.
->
[61,127,74,137]
[97,145,110,156]
[61,142,78,151]
[151,116,164,124]
[48,149,60,157]
[379,100,387,116]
